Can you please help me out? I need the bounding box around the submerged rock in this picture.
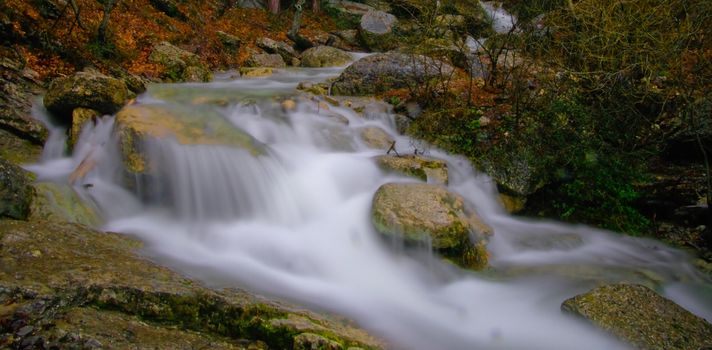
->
[0,158,34,220]
[331,53,454,96]
[115,104,265,173]
[43,70,128,123]
[149,41,212,83]
[374,155,448,185]
[371,183,492,269]
[0,220,384,349]
[300,46,352,68]
[562,284,712,350]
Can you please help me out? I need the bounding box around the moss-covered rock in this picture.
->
[0,57,48,145]
[0,129,43,164]
[114,104,266,173]
[245,53,286,68]
[371,183,492,269]
[331,53,453,96]
[43,70,129,123]
[374,155,448,185]
[29,182,101,226]
[256,37,297,64]
[359,10,399,52]
[561,284,712,350]
[239,67,274,77]
[0,158,34,220]
[0,220,385,349]
[300,46,352,68]
[149,42,212,83]
[68,107,99,149]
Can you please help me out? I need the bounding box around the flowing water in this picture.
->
[26,64,712,349]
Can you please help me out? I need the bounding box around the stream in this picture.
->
[26,64,712,350]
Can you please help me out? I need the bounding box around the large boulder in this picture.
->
[245,53,287,68]
[0,57,48,144]
[300,46,352,68]
[0,220,385,349]
[0,158,34,220]
[256,37,297,64]
[374,155,448,185]
[148,41,212,83]
[359,10,399,51]
[43,70,128,123]
[562,284,712,350]
[371,183,492,269]
[331,53,454,95]
[114,104,265,173]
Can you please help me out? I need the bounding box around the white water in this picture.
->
[27,66,712,349]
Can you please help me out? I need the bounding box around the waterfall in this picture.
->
[28,67,712,350]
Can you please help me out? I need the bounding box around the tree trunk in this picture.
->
[97,0,119,45]
[311,0,319,12]
[268,0,280,13]
[287,0,313,50]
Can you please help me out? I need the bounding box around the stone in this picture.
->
[562,284,712,350]
[359,126,393,149]
[30,182,101,227]
[43,70,128,123]
[114,104,265,173]
[148,42,212,83]
[239,67,274,77]
[326,0,377,16]
[498,193,526,213]
[69,108,99,149]
[216,31,242,51]
[0,55,47,145]
[0,220,385,349]
[331,53,454,96]
[294,333,342,350]
[374,155,448,185]
[300,46,352,68]
[0,158,34,220]
[371,183,492,269]
[148,0,187,21]
[359,10,398,51]
[245,53,286,68]
[256,37,297,64]
[0,129,43,165]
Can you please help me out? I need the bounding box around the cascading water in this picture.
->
[27,64,711,349]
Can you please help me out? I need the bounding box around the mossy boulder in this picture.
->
[300,46,352,68]
[0,57,48,145]
[0,158,34,220]
[374,155,448,185]
[359,10,398,52]
[29,182,101,226]
[0,220,384,349]
[114,104,265,173]
[0,129,43,164]
[43,70,128,124]
[68,107,100,149]
[371,183,492,269]
[331,53,454,96]
[149,41,212,83]
[245,53,286,68]
[256,37,297,64]
[562,284,712,350]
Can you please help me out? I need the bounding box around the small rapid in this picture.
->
[27,64,712,349]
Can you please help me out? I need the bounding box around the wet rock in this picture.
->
[239,67,274,77]
[498,193,526,213]
[30,182,101,227]
[43,70,128,124]
[300,46,352,68]
[359,126,393,149]
[0,57,47,145]
[374,155,448,185]
[0,129,43,165]
[256,37,297,64]
[562,284,712,350]
[69,107,99,149]
[114,104,265,173]
[0,158,34,220]
[294,333,342,350]
[331,53,454,96]
[149,42,212,83]
[0,220,384,349]
[359,10,398,51]
[245,53,286,68]
[371,183,492,269]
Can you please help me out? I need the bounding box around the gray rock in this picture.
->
[371,183,492,269]
[331,53,454,95]
[562,284,712,350]
[0,158,34,220]
[0,58,47,144]
[217,31,242,52]
[359,126,393,149]
[256,37,297,63]
[245,53,287,68]
[293,333,342,350]
[300,46,352,68]
[359,10,398,51]
[43,70,128,123]
[374,155,448,185]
